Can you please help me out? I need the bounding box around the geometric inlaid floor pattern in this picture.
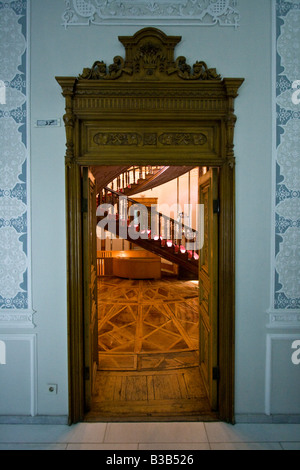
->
[97,276,200,371]
[89,276,211,420]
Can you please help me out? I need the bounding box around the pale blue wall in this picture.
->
[0,0,299,421]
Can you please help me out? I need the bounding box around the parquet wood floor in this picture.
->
[88,276,212,420]
[97,277,200,371]
[89,367,211,420]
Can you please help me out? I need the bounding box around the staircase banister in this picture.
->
[101,186,198,237]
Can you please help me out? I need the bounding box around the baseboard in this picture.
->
[1,413,299,425]
[0,415,69,425]
[235,414,300,424]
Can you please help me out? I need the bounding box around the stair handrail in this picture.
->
[99,186,199,250]
[107,165,166,193]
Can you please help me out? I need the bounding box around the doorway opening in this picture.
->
[82,164,219,422]
[56,27,244,424]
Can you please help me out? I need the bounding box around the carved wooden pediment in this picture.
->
[56,28,244,168]
[79,27,221,81]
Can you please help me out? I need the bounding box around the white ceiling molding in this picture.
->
[62,0,240,29]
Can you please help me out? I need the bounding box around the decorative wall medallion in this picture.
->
[62,0,240,29]
[273,0,300,314]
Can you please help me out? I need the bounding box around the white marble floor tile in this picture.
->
[0,443,68,450]
[0,422,299,450]
[104,422,208,444]
[204,423,300,443]
[210,442,283,450]
[66,443,139,450]
[0,423,107,444]
[138,443,210,450]
[280,441,300,450]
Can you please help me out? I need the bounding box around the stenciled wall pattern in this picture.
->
[274,0,300,315]
[0,0,32,327]
[0,0,298,329]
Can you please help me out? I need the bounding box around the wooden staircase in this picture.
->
[106,165,196,198]
[107,166,165,197]
[97,187,199,276]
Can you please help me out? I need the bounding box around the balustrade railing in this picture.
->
[98,186,200,261]
[107,166,163,193]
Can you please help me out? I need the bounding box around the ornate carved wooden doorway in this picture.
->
[56,28,244,424]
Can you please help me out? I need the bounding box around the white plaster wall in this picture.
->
[2,0,294,420]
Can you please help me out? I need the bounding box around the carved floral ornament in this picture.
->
[56,28,244,170]
[93,132,208,146]
[62,0,240,29]
[79,27,221,81]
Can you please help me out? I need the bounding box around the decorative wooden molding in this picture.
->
[56,29,244,167]
[159,133,208,146]
[57,77,77,165]
[93,132,141,146]
[56,28,244,424]
[92,131,208,147]
[79,28,221,82]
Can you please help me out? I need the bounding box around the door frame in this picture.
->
[56,27,244,424]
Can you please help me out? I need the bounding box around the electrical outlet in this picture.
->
[47,384,58,394]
